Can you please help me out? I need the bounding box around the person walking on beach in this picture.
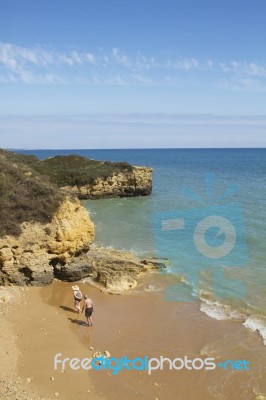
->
[72,285,82,313]
[82,294,94,326]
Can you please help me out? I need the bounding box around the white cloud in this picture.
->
[0,42,266,91]
[70,50,82,64]
[179,58,199,70]
[112,48,131,68]
[134,53,155,71]
[219,60,266,77]
[218,60,266,92]
[220,77,266,93]
[166,57,199,70]
[86,53,96,64]
[131,73,152,84]
[245,62,266,77]
[219,62,230,73]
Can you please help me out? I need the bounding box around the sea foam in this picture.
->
[243,316,266,346]
[200,298,244,321]
[199,296,266,346]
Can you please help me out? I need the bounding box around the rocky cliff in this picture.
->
[0,149,157,290]
[0,151,153,200]
[0,198,95,286]
[63,166,152,199]
[27,154,153,199]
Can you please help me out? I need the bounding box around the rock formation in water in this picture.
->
[63,165,152,199]
[54,246,169,292]
[32,154,153,199]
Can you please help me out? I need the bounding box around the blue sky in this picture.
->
[1,0,266,148]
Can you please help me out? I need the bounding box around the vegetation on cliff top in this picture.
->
[33,155,133,186]
[0,149,134,237]
[0,150,64,237]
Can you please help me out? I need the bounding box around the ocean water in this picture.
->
[17,148,266,343]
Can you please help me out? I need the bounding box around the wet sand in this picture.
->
[4,280,266,400]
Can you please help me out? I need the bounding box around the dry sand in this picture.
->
[1,280,266,400]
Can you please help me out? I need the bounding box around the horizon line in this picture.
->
[6,147,266,151]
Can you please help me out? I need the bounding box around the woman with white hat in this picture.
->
[72,285,82,313]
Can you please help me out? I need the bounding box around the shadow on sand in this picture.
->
[68,317,88,327]
[59,305,77,313]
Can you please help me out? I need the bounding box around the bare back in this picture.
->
[84,298,93,308]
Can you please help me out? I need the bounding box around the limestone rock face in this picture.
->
[63,166,152,199]
[54,247,169,292]
[0,198,95,286]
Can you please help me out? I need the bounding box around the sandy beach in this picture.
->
[2,0,266,397]
[1,279,266,400]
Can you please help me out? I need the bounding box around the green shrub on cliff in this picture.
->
[33,155,133,187]
[0,150,135,237]
[0,149,135,237]
[0,151,64,237]
[0,149,38,166]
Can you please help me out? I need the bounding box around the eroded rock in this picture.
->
[0,198,94,286]
[63,166,152,199]
[55,247,169,292]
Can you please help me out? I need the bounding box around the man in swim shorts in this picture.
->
[82,294,94,326]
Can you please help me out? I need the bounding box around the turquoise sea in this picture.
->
[17,148,266,344]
